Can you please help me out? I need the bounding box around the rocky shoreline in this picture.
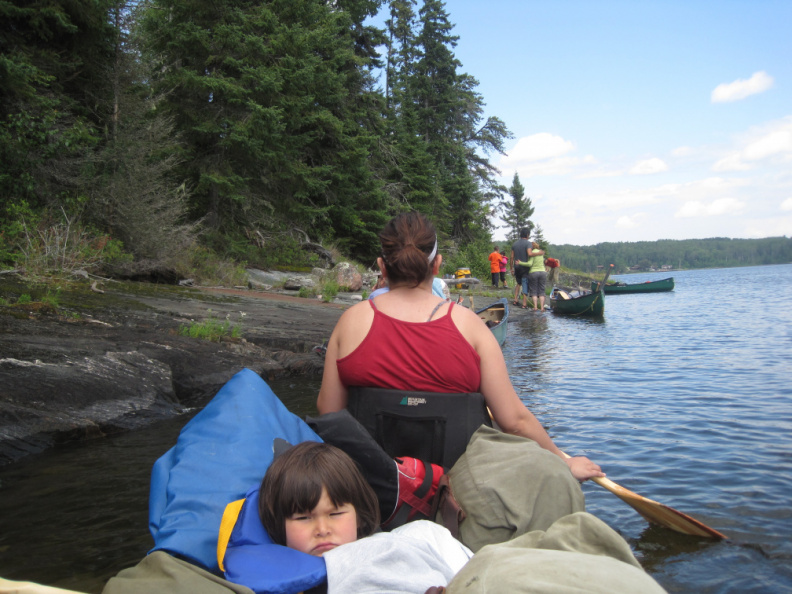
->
[0,273,351,466]
[0,262,561,467]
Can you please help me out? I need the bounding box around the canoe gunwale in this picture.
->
[476,298,509,346]
[595,277,675,295]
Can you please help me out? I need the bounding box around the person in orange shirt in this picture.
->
[488,246,502,288]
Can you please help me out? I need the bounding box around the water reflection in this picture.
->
[505,264,792,592]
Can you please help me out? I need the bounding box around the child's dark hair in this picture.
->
[379,212,438,287]
[258,441,380,546]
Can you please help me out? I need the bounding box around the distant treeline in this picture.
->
[549,237,792,274]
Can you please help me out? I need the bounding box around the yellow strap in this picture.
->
[217,498,245,573]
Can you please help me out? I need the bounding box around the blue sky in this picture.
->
[394,1,792,245]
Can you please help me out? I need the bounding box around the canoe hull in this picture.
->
[476,298,509,346]
[594,277,674,294]
[549,289,604,317]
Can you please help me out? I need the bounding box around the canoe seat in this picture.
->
[557,290,571,300]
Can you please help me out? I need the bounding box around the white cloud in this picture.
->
[499,135,600,179]
[743,218,792,238]
[713,154,753,172]
[629,158,668,175]
[781,198,792,211]
[712,117,792,172]
[616,215,640,228]
[675,198,745,218]
[672,146,695,157]
[504,133,575,163]
[742,130,792,161]
[711,71,774,103]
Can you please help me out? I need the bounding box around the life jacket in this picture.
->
[218,485,327,594]
[148,368,322,575]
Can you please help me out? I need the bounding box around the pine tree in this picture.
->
[501,173,535,241]
[408,0,510,241]
[532,225,548,250]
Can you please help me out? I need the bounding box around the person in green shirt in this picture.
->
[525,241,547,311]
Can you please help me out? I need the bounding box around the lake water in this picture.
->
[1,264,791,593]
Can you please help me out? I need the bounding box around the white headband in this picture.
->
[427,237,438,262]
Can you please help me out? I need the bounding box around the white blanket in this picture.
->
[324,521,472,594]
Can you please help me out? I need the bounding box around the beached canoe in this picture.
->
[549,288,605,317]
[592,277,674,294]
[476,298,509,346]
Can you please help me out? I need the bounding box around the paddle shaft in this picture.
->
[596,264,615,293]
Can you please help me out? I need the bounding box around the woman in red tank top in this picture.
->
[317,212,603,483]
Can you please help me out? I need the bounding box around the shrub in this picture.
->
[298,285,316,299]
[41,289,60,308]
[204,228,325,271]
[320,278,339,302]
[1,203,132,276]
[168,244,248,287]
[178,313,243,342]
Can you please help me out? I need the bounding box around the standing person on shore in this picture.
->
[510,229,531,309]
[488,246,502,288]
[527,241,547,311]
[499,250,509,289]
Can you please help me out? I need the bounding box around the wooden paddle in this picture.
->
[595,264,615,293]
[560,451,726,539]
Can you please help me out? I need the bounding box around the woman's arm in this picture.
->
[459,310,604,481]
[317,301,377,413]
[316,327,348,414]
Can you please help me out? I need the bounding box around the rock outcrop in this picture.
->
[0,279,345,466]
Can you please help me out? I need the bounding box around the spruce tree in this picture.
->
[140,0,386,257]
[407,0,510,241]
[501,173,535,241]
[1,0,115,210]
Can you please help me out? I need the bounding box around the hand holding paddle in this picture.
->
[561,451,726,539]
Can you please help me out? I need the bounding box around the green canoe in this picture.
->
[549,288,605,317]
[593,277,675,294]
[476,298,509,346]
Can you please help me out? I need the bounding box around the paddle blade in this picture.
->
[591,476,726,539]
[561,451,726,539]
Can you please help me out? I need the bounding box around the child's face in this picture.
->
[285,487,358,556]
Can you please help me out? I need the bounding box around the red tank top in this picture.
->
[336,300,482,393]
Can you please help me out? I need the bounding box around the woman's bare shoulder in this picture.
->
[450,302,489,337]
[338,299,372,320]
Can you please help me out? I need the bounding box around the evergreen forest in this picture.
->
[2,0,789,281]
[1,0,512,279]
[549,237,792,275]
